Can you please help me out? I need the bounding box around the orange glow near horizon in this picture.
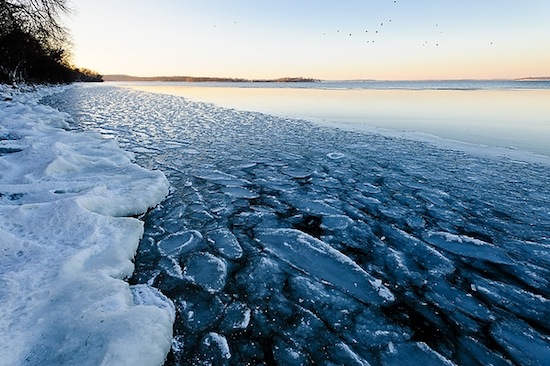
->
[67,0,550,80]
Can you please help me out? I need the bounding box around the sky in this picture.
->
[66,0,550,80]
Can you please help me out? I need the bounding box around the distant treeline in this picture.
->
[104,75,318,83]
[0,0,102,84]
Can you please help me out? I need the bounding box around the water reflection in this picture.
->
[120,83,550,157]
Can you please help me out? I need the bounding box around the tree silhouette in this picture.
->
[1,0,101,83]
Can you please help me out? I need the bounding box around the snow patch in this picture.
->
[0,85,173,365]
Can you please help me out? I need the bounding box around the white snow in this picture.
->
[0,85,173,365]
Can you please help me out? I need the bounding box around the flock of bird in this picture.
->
[209,0,496,49]
[324,1,446,48]
[328,19,396,45]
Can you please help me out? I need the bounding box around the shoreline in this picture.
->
[47,83,550,365]
[103,75,318,83]
[0,84,174,365]
[104,74,550,83]
[3,83,550,364]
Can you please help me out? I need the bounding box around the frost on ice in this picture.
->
[40,84,550,365]
[0,85,172,366]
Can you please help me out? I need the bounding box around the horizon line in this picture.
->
[103,74,550,83]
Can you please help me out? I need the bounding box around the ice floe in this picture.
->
[255,228,395,304]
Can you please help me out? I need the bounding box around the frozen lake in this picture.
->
[120,80,550,158]
[43,84,550,365]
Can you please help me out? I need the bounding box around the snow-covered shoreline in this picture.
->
[0,85,174,365]
[32,84,550,365]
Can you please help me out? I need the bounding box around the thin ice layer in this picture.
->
[424,231,515,264]
[0,86,173,365]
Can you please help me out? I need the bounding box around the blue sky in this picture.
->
[67,0,550,80]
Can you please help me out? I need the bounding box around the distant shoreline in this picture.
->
[103,74,550,83]
[103,75,319,83]
[513,76,550,82]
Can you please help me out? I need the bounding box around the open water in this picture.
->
[122,79,550,157]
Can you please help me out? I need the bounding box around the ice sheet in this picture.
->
[40,84,550,365]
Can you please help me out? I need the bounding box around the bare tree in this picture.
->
[1,0,74,82]
[4,0,71,47]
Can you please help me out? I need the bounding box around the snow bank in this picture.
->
[0,85,173,365]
